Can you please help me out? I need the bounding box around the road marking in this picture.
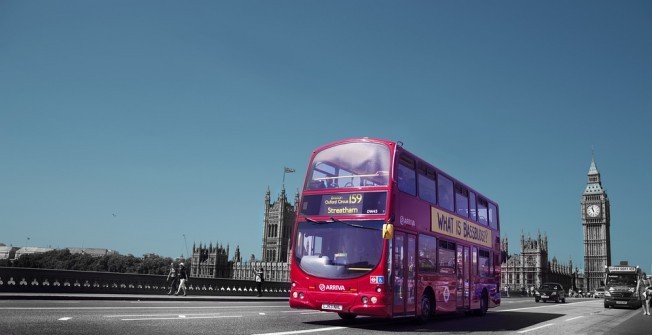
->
[252,327,346,335]
[517,323,554,333]
[300,312,329,315]
[497,300,598,312]
[565,315,584,322]
[0,305,288,311]
[121,315,242,321]
[58,317,72,321]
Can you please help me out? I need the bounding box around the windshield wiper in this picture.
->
[330,217,380,231]
[305,217,329,224]
[304,216,380,231]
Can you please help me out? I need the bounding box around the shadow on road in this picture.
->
[306,311,564,332]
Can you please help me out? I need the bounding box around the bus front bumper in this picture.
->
[290,291,391,318]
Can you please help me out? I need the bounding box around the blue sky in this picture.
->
[1,1,651,273]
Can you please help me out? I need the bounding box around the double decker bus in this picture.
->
[289,138,501,321]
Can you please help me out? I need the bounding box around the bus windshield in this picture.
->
[294,219,384,279]
[306,142,390,190]
[606,274,637,286]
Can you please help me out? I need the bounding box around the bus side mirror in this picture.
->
[382,223,394,240]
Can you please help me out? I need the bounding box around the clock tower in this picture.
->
[581,154,611,291]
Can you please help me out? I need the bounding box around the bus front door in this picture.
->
[456,245,471,310]
[392,232,416,316]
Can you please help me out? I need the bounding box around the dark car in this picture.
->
[534,282,566,303]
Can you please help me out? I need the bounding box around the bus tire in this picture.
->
[419,293,434,323]
[474,290,488,316]
[337,312,357,321]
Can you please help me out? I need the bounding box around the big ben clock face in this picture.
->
[586,204,601,217]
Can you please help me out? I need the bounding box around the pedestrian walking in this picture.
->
[175,262,189,296]
[166,262,178,295]
[638,276,651,316]
[255,267,265,297]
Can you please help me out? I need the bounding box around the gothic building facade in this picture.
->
[189,186,299,282]
[261,187,299,263]
[500,232,577,293]
[581,155,611,291]
[190,242,231,279]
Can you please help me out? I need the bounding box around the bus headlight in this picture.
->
[292,291,298,298]
[361,296,369,304]
[376,286,382,293]
[371,296,378,304]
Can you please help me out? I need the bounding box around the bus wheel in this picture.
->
[419,294,434,323]
[338,312,357,321]
[474,290,488,316]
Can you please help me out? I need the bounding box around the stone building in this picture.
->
[190,242,232,279]
[501,232,578,293]
[190,186,299,282]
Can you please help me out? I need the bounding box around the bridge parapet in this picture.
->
[0,267,289,296]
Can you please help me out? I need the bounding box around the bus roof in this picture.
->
[313,137,499,208]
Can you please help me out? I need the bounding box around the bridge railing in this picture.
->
[0,267,289,296]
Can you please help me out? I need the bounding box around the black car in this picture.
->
[534,282,566,303]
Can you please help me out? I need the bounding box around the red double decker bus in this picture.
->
[289,138,501,321]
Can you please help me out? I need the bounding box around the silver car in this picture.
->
[594,287,606,298]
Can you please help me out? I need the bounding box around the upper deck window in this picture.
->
[306,142,390,190]
[455,184,469,218]
[489,203,499,229]
[398,155,416,196]
[477,197,488,225]
[437,174,454,212]
[417,167,437,204]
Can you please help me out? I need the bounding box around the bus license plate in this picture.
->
[616,301,628,305]
[322,304,343,311]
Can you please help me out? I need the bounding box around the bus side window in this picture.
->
[398,156,416,196]
[438,240,456,274]
[418,234,437,273]
[478,249,490,277]
[477,198,488,225]
[489,203,499,229]
[469,192,477,222]
[455,184,469,218]
[437,174,454,212]
[417,168,436,204]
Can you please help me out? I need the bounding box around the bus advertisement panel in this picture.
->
[289,138,500,321]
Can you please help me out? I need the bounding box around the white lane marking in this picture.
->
[58,317,72,321]
[517,323,554,333]
[122,315,242,321]
[300,312,328,315]
[565,315,584,322]
[0,305,288,311]
[497,300,598,312]
[252,327,346,335]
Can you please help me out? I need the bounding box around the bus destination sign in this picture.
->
[300,192,387,216]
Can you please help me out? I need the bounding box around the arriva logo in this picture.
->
[400,215,416,227]
[319,283,346,291]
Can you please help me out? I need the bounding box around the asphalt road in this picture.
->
[0,296,650,335]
